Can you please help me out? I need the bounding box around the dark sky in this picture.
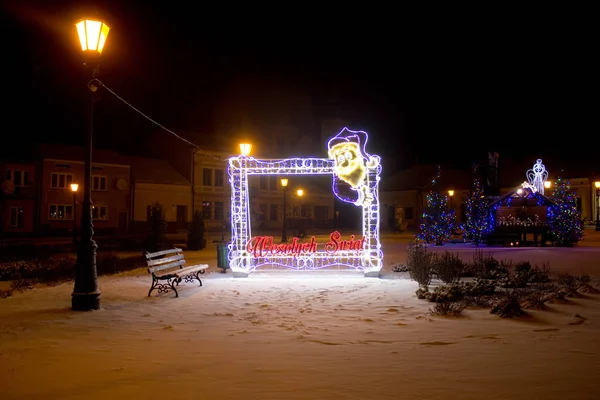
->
[2,1,596,171]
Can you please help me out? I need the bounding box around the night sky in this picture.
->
[2,1,595,172]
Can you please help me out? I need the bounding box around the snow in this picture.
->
[2,231,600,400]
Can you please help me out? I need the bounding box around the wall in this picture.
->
[133,182,192,222]
[40,159,131,235]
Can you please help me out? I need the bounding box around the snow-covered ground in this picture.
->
[1,230,600,399]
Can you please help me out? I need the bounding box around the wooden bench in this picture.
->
[145,248,208,298]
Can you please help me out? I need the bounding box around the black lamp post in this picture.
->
[70,183,78,247]
[595,181,600,231]
[281,178,288,242]
[448,189,454,209]
[72,18,111,311]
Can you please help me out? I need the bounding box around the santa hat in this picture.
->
[327,127,370,156]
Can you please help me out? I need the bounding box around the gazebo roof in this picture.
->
[489,186,556,208]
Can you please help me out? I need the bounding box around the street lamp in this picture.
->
[239,143,252,156]
[72,17,111,311]
[448,189,454,209]
[70,183,78,247]
[281,178,289,242]
[595,181,600,231]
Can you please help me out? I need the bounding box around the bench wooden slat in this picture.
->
[148,259,186,274]
[145,247,183,259]
[146,253,184,267]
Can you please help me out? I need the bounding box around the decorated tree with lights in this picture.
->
[547,177,584,246]
[417,166,455,245]
[462,167,492,246]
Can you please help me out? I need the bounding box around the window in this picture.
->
[214,169,224,187]
[202,202,212,219]
[259,204,267,221]
[203,168,212,186]
[92,175,107,191]
[269,176,277,191]
[6,170,30,186]
[260,176,268,190]
[9,207,23,227]
[49,204,73,220]
[92,205,108,220]
[215,202,224,220]
[405,207,414,219]
[50,173,73,189]
[269,204,278,221]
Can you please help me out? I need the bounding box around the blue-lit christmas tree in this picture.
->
[462,168,492,246]
[417,166,455,245]
[547,177,584,246]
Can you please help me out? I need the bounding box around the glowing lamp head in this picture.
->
[280,178,288,188]
[544,181,551,189]
[75,18,110,55]
[70,183,79,192]
[239,143,252,156]
[297,189,303,197]
[448,190,454,197]
[595,181,600,189]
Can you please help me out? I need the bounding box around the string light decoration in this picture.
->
[462,173,491,246]
[547,177,584,246]
[526,158,549,195]
[417,166,456,245]
[228,128,382,277]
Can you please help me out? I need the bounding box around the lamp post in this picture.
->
[448,190,454,209]
[70,183,78,247]
[72,17,111,311]
[281,178,288,242]
[595,181,600,231]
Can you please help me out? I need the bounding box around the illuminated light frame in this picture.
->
[227,128,383,277]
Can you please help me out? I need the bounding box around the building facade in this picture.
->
[1,161,38,234]
[37,146,132,236]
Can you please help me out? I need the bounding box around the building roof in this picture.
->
[126,155,190,185]
[489,186,556,207]
[35,143,128,166]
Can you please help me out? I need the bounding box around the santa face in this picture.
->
[329,142,366,189]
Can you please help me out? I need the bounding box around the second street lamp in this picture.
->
[595,181,600,231]
[72,17,111,311]
[70,183,78,248]
[281,178,289,242]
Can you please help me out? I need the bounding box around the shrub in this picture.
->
[490,289,524,318]
[429,302,465,317]
[187,210,206,251]
[406,240,436,289]
[435,251,464,284]
[466,250,500,279]
[521,286,548,310]
[145,202,167,252]
[422,284,466,303]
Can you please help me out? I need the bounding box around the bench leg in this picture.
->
[183,271,203,287]
[148,278,180,298]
